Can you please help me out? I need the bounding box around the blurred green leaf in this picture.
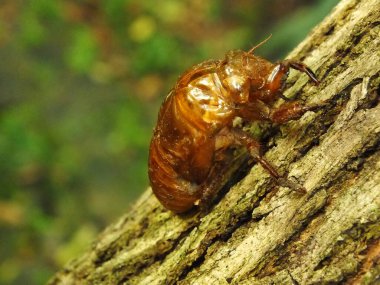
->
[19,9,46,46]
[66,27,99,73]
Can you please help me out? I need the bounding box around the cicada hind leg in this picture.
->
[226,127,307,194]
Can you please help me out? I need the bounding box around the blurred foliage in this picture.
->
[0,0,339,284]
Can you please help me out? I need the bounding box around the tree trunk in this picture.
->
[48,0,380,284]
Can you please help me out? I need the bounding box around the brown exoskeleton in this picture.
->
[148,39,323,213]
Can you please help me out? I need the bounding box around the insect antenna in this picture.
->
[248,34,272,54]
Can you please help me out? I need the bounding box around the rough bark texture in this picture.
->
[49,0,380,284]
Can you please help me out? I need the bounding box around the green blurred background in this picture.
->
[0,0,338,284]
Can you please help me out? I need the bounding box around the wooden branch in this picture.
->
[48,0,380,284]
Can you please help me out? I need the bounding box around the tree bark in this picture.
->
[49,0,380,284]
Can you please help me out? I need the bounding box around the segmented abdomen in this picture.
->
[148,69,233,212]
